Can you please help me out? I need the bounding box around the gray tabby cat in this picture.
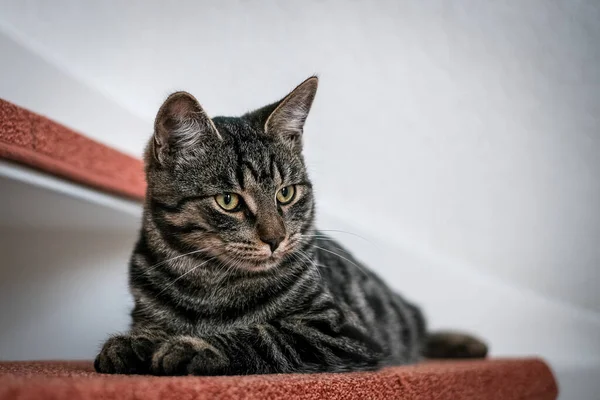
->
[95,77,487,376]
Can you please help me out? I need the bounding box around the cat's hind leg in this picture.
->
[422,331,488,359]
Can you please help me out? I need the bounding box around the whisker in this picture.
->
[157,252,224,295]
[214,257,237,284]
[294,248,323,281]
[215,253,249,284]
[315,229,380,250]
[301,235,341,244]
[138,248,213,276]
[311,245,369,276]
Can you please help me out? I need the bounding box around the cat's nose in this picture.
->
[260,236,283,253]
[257,224,285,253]
[257,215,286,253]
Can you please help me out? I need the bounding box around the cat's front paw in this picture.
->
[94,335,156,374]
[151,337,227,376]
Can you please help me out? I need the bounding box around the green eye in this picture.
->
[215,193,240,211]
[276,185,296,205]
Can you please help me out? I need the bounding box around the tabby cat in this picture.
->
[95,77,487,376]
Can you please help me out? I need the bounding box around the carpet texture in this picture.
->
[0,98,146,200]
[0,359,557,400]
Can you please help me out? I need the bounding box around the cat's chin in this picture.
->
[242,263,277,272]
[235,257,281,273]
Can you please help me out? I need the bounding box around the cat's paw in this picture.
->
[94,335,156,374]
[151,337,227,376]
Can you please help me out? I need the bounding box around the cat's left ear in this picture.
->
[264,76,318,148]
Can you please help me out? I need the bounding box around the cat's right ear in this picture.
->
[151,91,221,164]
[264,77,318,150]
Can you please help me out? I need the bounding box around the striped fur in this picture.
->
[95,77,485,376]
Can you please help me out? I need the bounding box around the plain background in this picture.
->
[0,1,599,398]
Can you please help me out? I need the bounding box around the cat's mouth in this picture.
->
[242,250,287,270]
[220,241,291,272]
[219,255,280,273]
[223,240,293,272]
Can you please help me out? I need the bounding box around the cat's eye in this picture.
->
[215,193,240,211]
[276,185,296,205]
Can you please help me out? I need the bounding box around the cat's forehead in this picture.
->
[212,116,260,139]
[212,117,273,167]
[176,116,304,191]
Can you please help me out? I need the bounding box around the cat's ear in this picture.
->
[152,91,221,164]
[264,76,318,148]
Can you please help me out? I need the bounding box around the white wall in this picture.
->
[0,229,135,360]
[1,1,599,398]
[0,165,140,360]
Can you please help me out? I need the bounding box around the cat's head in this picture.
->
[144,77,318,272]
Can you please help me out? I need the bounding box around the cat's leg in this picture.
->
[151,336,228,376]
[423,331,488,359]
[151,311,385,376]
[94,330,164,374]
[393,296,487,359]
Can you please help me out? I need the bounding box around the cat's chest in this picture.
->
[149,267,323,335]
[167,291,293,335]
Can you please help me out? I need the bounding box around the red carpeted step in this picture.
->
[0,98,146,201]
[0,359,558,400]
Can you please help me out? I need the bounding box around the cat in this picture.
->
[95,77,487,376]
